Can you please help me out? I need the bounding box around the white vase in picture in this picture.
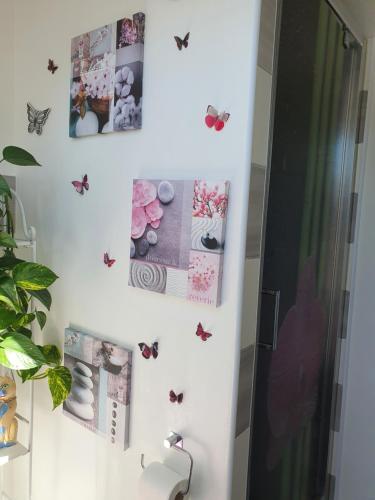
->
[75,111,99,137]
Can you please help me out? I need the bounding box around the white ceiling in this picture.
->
[332,0,375,39]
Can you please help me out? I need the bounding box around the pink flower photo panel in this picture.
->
[129,180,229,307]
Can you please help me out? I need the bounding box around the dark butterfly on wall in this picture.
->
[169,390,183,404]
[174,32,190,50]
[205,105,230,132]
[71,174,89,195]
[138,342,158,359]
[196,322,212,342]
[104,252,116,268]
[27,102,51,135]
[47,59,58,74]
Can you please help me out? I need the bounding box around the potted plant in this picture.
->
[0,146,71,409]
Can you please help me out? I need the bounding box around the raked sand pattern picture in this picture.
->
[129,179,229,307]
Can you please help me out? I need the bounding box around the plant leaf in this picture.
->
[40,344,61,366]
[28,289,52,310]
[0,308,18,330]
[14,313,35,327]
[13,263,58,291]
[47,366,72,409]
[0,233,17,249]
[0,333,46,369]
[35,311,47,330]
[2,146,41,167]
[0,254,24,270]
[0,277,19,311]
[18,366,40,382]
[17,287,29,313]
[14,327,32,338]
[0,176,11,198]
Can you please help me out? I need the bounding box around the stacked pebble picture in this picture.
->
[63,328,132,450]
[129,179,230,307]
[65,361,95,421]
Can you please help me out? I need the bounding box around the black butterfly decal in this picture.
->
[47,59,58,74]
[169,390,183,404]
[174,32,190,51]
[27,103,51,135]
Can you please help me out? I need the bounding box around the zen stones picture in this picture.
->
[69,12,145,137]
[63,328,132,450]
[129,179,230,307]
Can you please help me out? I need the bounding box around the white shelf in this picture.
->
[15,239,34,249]
[0,443,29,466]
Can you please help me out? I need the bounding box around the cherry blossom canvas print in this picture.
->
[129,179,229,307]
[69,12,145,138]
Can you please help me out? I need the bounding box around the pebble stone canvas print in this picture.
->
[69,12,145,137]
[129,179,230,307]
[63,328,132,450]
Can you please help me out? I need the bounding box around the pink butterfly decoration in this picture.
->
[72,174,89,195]
[104,252,116,268]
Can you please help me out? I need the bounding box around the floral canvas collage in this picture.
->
[130,179,229,307]
[69,12,145,137]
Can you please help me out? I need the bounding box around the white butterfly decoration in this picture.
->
[27,102,51,135]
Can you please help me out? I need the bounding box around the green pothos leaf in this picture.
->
[35,311,47,330]
[0,333,46,369]
[47,366,72,409]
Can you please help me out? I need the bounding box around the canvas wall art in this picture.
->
[69,12,145,138]
[129,180,230,307]
[63,328,132,450]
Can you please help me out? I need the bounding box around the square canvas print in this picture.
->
[69,12,145,138]
[63,328,132,450]
[129,180,229,307]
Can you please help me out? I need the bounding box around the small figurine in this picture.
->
[0,377,18,448]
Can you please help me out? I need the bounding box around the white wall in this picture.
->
[1,1,261,499]
[337,37,375,500]
[0,0,14,149]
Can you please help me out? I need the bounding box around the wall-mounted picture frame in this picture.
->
[63,328,132,450]
[129,179,230,307]
[69,12,145,138]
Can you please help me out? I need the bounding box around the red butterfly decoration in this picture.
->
[138,342,158,359]
[205,105,230,132]
[47,59,58,74]
[196,322,212,342]
[104,252,116,268]
[169,390,183,404]
[72,174,89,195]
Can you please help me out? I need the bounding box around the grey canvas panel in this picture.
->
[246,164,266,259]
[236,344,255,437]
[258,0,277,74]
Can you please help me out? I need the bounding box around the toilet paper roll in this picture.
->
[138,461,188,500]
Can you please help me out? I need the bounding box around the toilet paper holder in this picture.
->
[141,432,193,497]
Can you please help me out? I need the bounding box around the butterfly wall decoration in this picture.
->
[104,252,116,268]
[27,103,51,135]
[169,390,183,404]
[174,32,190,50]
[47,59,58,74]
[205,105,230,132]
[71,174,89,195]
[196,322,212,342]
[138,342,158,360]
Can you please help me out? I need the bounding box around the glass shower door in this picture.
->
[248,0,361,498]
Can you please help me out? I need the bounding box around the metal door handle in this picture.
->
[258,289,280,351]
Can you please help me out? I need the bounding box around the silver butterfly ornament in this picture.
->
[27,102,51,135]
